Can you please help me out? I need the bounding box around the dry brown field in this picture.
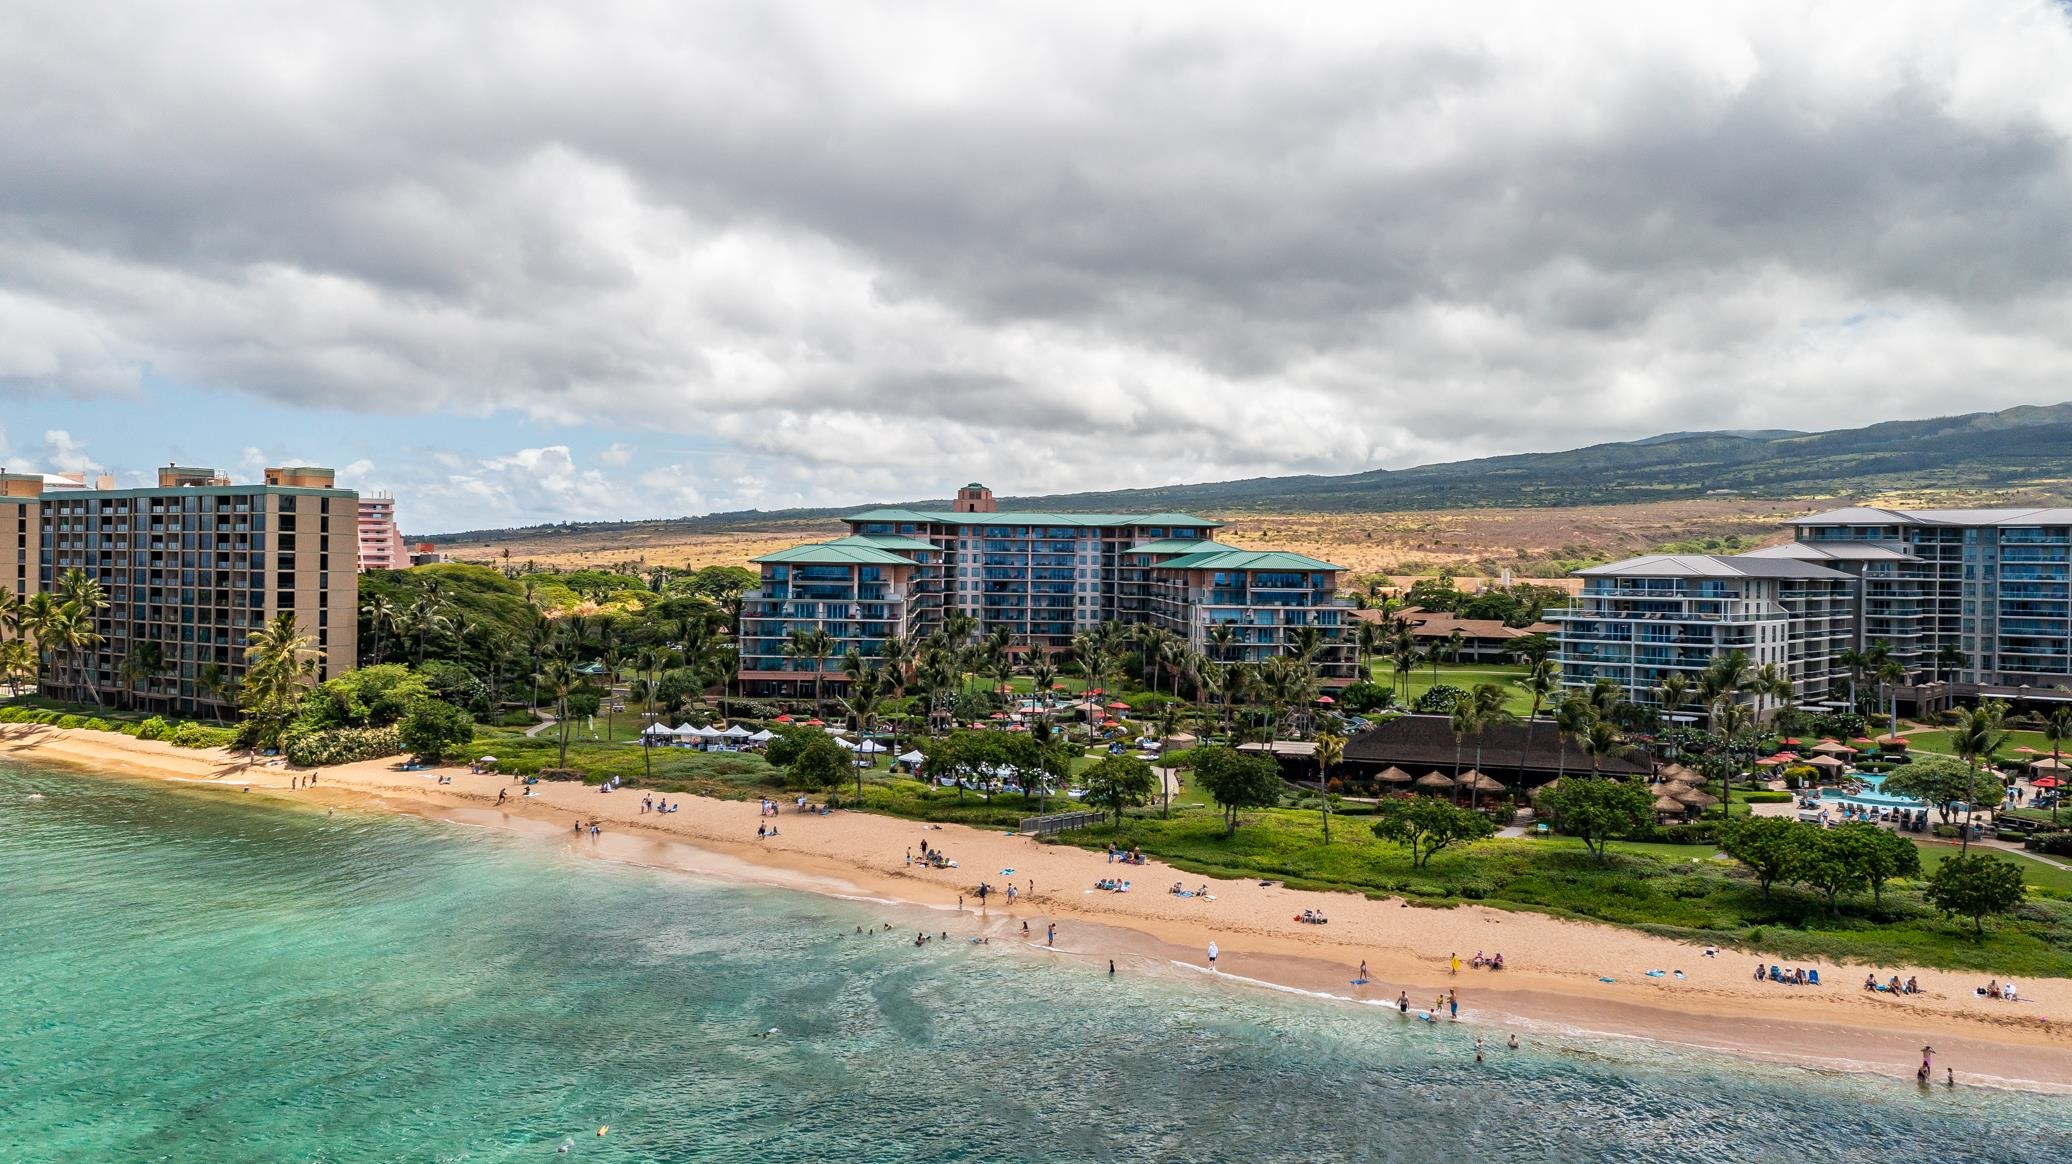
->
[441,496,1819,582]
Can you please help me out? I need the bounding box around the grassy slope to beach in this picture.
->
[469,722,2072,977]
[1041,805,2072,978]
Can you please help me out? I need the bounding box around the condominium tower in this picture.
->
[1551,505,2072,713]
[736,484,1353,695]
[2,463,358,717]
[357,492,406,572]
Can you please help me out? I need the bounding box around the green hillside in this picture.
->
[429,402,2072,540]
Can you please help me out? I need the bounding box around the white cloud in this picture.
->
[39,430,103,475]
[3,1,2072,526]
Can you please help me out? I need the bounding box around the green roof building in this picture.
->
[738,483,1355,696]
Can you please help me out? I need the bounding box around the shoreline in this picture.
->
[10,721,2072,1092]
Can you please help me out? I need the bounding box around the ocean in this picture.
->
[3,759,2069,1163]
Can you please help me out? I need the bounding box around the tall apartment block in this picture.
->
[736,483,1353,695]
[1551,505,2072,715]
[2,463,358,717]
[357,492,406,572]
[1547,555,1854,713]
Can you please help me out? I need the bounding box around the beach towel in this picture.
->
[1598,977,1616,983]
[1645,970,1665,978]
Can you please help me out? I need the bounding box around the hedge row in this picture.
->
[0,705,234,749]
[283,726,403,768]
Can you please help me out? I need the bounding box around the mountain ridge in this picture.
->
[424,402,2072,541]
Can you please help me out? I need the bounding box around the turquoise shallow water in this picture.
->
[4,761,2071,1163]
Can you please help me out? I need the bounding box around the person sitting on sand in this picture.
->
[1865,974,1880,992]
[1905,976,1919,995]
[2006,981,2019,1002]
[1491,953,1504,971]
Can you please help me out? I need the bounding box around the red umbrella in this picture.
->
[1315,695,1336,705]
[1107,702,1130,710]
[805,718,825,726]
[1779,738,1801,747]
[2032,776,2061,789]
[774,715,794,723]
[1051,683,1068,690]
[990,712,1009,719]
[2016,746,2040,755]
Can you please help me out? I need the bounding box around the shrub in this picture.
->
[56,715,86,729]
[135,716,171,741]
[170,723,233,749]
[1933,823,1961,840]
[1654,821,1720,846]
[1998,830,2028,844]
[1742,790,1792,804]
[1413,685,1467,713]
[283,725,403,767]
[537,767,584,782]
[2027,831,2072,857]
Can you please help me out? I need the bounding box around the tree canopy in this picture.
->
[1080,755,1157,828]
[1536,777,1651,864]
[1371,798,1494,868]
[1925,853,2026,937]
[1190,746,1283,834]
[1883,757,2004,822]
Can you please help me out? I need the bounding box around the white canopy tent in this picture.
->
[748,729,776,742]
[672,724,699,735]
[641,724,676,737]
[897,750,926,764]
[719,724,753,738]
[855,739,887,754]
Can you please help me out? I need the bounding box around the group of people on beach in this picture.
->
[572,819,601,838]
[638,795,679,815]
[1755,963,1820,986]
[1976,979,2020,1001]
[1863,973,1922,995]
[1104,843,1146,865]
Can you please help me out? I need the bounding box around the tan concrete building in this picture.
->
[4,462,358,717]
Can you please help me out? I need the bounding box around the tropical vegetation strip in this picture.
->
[4,560,2069,979]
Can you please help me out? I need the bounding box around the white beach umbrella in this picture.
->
[833,736,860,750]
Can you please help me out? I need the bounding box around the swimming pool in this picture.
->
[1818,774,1927,810]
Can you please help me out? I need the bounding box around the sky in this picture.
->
[5,2,2072,535]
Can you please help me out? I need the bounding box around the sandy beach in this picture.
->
[10,720,2072,1091]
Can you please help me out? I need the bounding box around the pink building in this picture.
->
[357,492,406,572]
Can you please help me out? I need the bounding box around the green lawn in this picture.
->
[1370,661,1539,716]
[1898,726,2059,761]
[1039,804,2072,976]
[1913,839,2072,895]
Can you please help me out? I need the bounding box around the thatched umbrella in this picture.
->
[1376,766,1415,784]
[1658,762,1695,781]
[1415,771,1455,790]
[1652,794,1687,816]
[1672,786,1714,806]
[2030,756,2068,772]
[1457,770,1506,794]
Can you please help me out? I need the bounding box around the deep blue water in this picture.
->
[3,760,2069,1163]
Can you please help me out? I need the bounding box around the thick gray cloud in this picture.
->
[5,1,2072,522]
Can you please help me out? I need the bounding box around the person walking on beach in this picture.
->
[1450,952,1460,976]
[1208,941,1219,970]
[1358,960,1369,983]
[497,787,507,805]
[1046,922,1056,947]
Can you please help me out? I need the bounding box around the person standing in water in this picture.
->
[1046,922,1056,947]
[1475,1035,1485,1064]
[1207,941,1219,970]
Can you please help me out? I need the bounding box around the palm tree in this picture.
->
[1934,644,1969,685]
[542,658,577,768]
[241,612,320,750]
[1578,717,1635,775]
[1874,658,1907,738]
[2044,706,2072,827]
[1314,731,1345,843]
[118,641,166,704]
[1697,650,1753,732]
[1750,663,1794,721]
[785,627,836,717]
[840,664,884,804]
[1447,692,1475,805]
[1466,681,1514,809]
[196,662,231,722]
[1653,673,1693,719]
[0,639,34,698]
[361,594,398,664]
[1950,701,2010,854]
[1552,693,1592,783]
